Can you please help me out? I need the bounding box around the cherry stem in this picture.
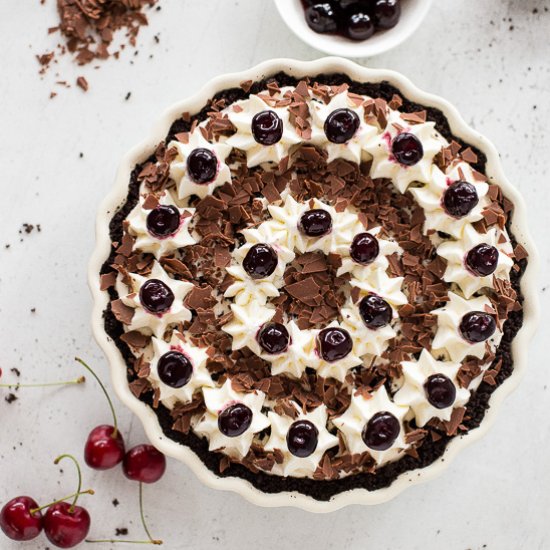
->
[30,490,95,514]
[0,376,85,388]
[54,454,83,513]
[85,483,163,546]
[75,357,119,438]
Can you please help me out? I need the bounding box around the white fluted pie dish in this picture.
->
[89,57,539,512]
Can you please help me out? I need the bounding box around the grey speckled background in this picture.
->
[0,1,548,549]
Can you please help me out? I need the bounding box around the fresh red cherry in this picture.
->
[123,445,166,484]
[0,496,43,541]
[76,359,126,471]
[84,425,125,470]
[43,502,90,549]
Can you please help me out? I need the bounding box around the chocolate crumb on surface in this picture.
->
[100,72,527,501]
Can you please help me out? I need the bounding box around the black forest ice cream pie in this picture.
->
[98,67,531,502]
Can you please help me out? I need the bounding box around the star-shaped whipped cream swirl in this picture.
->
[261,321,317,379]
[309,91,379,165]
[126,190,196,259]
[310,321,363,382]
[225,94,302,167]
[349,267,407,308]
[340,297,397,358]
[364,109,446,193]
[222,301,275,351]
[264,403,339,477]
[333,385,409,465]
[437,224,514,298]
[432,292,502,362]
[410,162,490,239]
[336,225,401,279]
[195,379,270,458]
[148,332,213,407]
[224,226,295,306]
[117,260,194,338]
[169,131,232,200]
[393,349,470,427]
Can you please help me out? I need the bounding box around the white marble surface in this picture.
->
[0,1,548,548]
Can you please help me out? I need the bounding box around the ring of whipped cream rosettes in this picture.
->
[113,83,516,479]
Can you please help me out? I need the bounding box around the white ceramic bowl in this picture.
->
[89,57,539,513]
[274,0,434,58]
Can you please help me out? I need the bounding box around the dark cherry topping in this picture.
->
[302,0,403,40]
[305,3,338,33]
[298,209,333,237]
[243,243,278,279]
[139,279,174,314]
[347,12,375,40]
[350,232,379,265]
[157,351,193,388]
[186,148,217,184]
[391,132,424,166]
[251,110,283,145]
[362,411,400,451]
[373,0,401,29]
[459,311,496,343]
[443,181,479,218]
[324,108,360,144]
[257,323,290,354]
[286,420,319,458]
[359,295,392,329]
[218,403,253,437]
[317,327,353,362]
[146,205,180,238]
[466,244,499,277]
[424,374,456,409]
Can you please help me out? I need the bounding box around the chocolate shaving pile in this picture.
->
[38,0,159,83]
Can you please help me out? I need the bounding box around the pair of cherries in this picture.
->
[0,454,95,548]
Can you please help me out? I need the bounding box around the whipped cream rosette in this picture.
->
[309,90,379,164]
[116,260,194,338]
[410,162,490,239]
[169,130,232,200]
[432,292,502,362]
[364,109,447,193]
[148,333,213,408]
[226,94,302,167]
[126,190,196,258]
[333,385,409,465]
[264,403,339,477]
[195,379,270,459]
[437,224,514,298]
[394,349,470,427]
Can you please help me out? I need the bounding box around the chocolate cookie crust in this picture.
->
[100,72,526,500]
